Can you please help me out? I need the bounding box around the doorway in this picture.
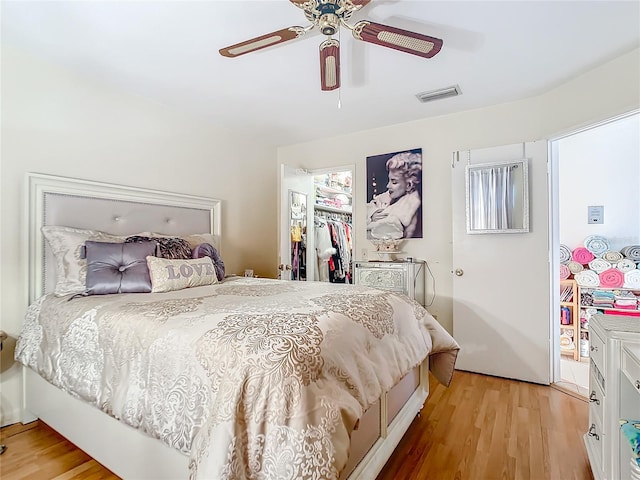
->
[312,169,353,283]
[550,110,640,395]
[279,165,354,282]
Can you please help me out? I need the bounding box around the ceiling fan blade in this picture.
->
[219,27,307,58]
[319,39,340,91]
[352,20,443,58]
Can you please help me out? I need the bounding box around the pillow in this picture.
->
[125,235,191,259]
[83,241,156,295]
[181,233,220,251]
[146,256,218,293]
[141,232,220,251]
[42,226,127,296]
[192,243,225,281]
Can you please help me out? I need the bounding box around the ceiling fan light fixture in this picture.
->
[320,13,339,36]
[415,85,461,103]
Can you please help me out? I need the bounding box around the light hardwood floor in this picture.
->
[0,371,592,480]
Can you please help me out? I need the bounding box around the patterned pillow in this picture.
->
[42,226,127,296]
[125,235,191,259]
[146,256,218,293]
[142,232,220,251]
[192,243,225,281]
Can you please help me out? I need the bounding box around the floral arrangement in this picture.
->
[372,238,403,252]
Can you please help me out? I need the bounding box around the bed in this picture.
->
[16,173,459,479]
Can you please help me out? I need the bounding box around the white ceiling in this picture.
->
[2,1,639,147]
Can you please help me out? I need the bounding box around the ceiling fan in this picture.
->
[219,0,443,91]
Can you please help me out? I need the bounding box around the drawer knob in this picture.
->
[588,424,600,441]
[589,391,600,405]
[590,345,598,352]
[454,268,464,277]
[635,380,640,390]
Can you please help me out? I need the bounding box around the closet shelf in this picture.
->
[579,286,640,292]
[582,306,640,313]
[315,183,352,198]
[560,279,580,361]
[314,204,352,215]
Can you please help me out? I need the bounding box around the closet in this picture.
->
[280,165,353,282]
[313,171,353,283]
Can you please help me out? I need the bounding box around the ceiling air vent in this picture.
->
[415,84,461,103]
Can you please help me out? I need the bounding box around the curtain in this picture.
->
[469,165,514,230]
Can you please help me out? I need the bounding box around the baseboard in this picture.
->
[0,406,25,428]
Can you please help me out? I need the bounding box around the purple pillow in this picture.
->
[83,241,156,295]
[192,243,225,281]
[125,235,192,259]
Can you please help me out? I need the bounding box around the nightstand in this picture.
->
[353,260,426,305]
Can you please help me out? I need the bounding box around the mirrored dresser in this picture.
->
[353,260,425,306]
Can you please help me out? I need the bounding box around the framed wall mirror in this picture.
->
[465,159,529,234]
[289,190,307,280]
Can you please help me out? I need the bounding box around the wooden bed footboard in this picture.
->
[24,359,429,480]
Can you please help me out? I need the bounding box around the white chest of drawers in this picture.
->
[585,315,640,480]
[353,260,425,305]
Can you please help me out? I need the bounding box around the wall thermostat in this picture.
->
[588,205,604,224]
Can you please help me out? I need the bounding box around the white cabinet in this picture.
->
[353,260,425,305]
[585,315,640,480]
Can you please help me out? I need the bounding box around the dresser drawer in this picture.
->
[585,413,604,473]
[622,344,640,397]
[590,329,605,374]
[588,371,605,424]
[354,266,406,293]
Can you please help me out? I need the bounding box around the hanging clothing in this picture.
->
[314,217,334,282]
[291,223,306,281]
[314,213,352,283]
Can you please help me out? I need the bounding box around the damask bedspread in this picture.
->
[16,277,459,479]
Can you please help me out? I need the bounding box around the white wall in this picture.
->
[278,48,640,336]
[0,45,278,426]
[559,114,640,250]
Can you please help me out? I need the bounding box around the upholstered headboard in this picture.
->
[27,173,221,301]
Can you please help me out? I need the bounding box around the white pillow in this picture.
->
[42,226,127,296]
[146,256,218,293]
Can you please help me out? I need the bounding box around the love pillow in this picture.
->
[146,256,218,293]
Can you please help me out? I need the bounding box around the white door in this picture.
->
[279,165,314,280]
[451,141,551,384]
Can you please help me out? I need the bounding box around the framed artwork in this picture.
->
[366,148,423,240]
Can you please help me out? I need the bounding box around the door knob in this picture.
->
[278,264,285,271]
[454,268,464,276]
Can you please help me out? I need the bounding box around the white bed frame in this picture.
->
[22,173,429,479]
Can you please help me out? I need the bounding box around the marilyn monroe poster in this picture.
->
[366,148,423,240]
